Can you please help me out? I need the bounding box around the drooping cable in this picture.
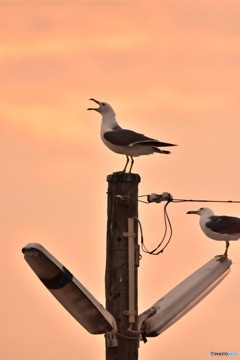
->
[135,200,173,256]
[149,201,172,255]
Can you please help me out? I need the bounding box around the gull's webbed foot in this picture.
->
[215,254,228,263]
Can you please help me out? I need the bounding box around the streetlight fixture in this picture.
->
[22,243,117,336]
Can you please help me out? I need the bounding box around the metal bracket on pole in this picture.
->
[105,331,118,348]
[123,310,137,316]
[123,217,136,324]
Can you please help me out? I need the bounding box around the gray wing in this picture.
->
[206,215,240,234]
[104,129,175,147]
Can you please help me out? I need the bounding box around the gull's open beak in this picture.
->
[186,210,200,215]
[87,98,100,111]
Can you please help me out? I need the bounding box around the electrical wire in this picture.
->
[135,201,173,256]
[116,332,140,340]
[172,198,240,203]
[151,201,172,255]
[138,194,240,204]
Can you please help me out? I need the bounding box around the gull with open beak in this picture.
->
[88,98,176,173]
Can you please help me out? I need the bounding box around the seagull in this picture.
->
[187,207,240,262]
[87,98,176,173]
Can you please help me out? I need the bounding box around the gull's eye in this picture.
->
[102,103,106,106]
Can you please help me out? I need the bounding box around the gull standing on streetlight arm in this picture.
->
[88,98,176,173]
[187,207,240,262]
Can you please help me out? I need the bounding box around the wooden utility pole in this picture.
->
[105,172,141,360]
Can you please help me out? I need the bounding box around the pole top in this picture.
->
[107,172,141,183]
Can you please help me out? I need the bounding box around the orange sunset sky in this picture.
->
[1,1,240,360]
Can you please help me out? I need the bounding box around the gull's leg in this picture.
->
[129,157,134,173]
[123,156,129,173]
[217,241,230,262]
[224,241,230,257]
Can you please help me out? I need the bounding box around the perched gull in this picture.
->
[87,98,176,173]
[187,207,240,262]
